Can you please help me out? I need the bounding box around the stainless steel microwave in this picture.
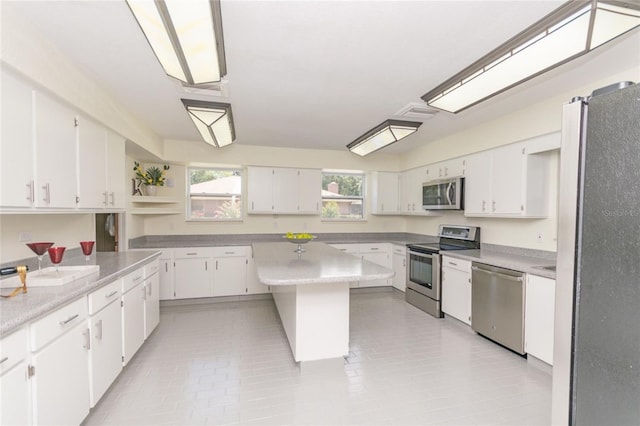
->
[422,177,464,210]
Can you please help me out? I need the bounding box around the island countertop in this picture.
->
[252,242,394,285]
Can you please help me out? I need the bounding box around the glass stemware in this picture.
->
[26,242,54,273]
[79,241,95,262]
[47,247,66,273]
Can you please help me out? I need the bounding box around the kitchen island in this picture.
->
[252,242,394,364]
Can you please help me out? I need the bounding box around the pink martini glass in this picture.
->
[26,242,54,273]
[79,241,95,262]
[47,247,66,273]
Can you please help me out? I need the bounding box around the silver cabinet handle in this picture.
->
[96,319,103,340]
[147,284,152,296]
[83,328,91,350]
[26,181,34,202]
[482,200,486,212]
[251,201,254,210]
[102,191,108,206]
[402,259,406,267]
[224,251,235,255]
[42,183,50,204]
[205,261,208,271]
[0,356,8,365]
[448,261,458,266]
[142,286,147,300]
[471,266,523,282]
[105,290,118,299]
[165,263,168,273]
[109,192,115,206]
[492,201,496,212]
[59,314,79,326]
[133,275,143,282]
[186,252,197,256]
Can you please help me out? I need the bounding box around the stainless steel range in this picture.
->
[406,225,480,318]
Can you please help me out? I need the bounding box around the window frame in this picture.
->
[186,167,243,222]
[321,170,366,221]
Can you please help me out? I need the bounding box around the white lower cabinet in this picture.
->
[174,248,212,299]
[212,247,248,297]
[525,274,556,365]
[122,269,146,366]
[360,244,391,287]
[392,244,407,291]
[158,251,174,300]
[30,298,90,426]
[441,256,472,325]
[87,279,122,407]
[143,266,160,339]
[0,327,30,426]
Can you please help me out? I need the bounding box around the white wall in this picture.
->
[0,214,94,263]
[139,143,405,236]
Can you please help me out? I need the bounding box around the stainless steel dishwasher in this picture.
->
[471,262,525,354]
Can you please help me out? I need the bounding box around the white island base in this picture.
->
[252,242,394,366]
[272,281,350,363]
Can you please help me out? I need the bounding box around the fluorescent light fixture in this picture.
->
[422,0,640,113]
[126,0,227,85]
[181,99,235,148]
[347,120,422,156]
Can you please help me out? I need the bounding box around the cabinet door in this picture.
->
[213,256,247,297]
[247,166,273,213]
[174,258,211,299]
[144,274,160,338]
[371,172,399,214]
[525,275,555,365]
[392,252,406,291]
[89,299,122,407]
[34,92,78,208]
[360,250,390,287]
[441,266,472,325]
[0,362,30,426]
[272,167,298,213]
[246,255,269,294]
[77,115,107,209]
[105,131,126,209]
[159,258,174,300]
[1,70,35,208]
[122,283,145,365]
[491,142,525,215]
[464,151,492,216]
[31,321,90,426]
[297,169,321,213]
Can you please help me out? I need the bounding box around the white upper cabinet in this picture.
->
[370,172,399,215]
[465,138,551,218]
[77,115,107,209]
[34,91,78,209]
[77,117,126,210]
[247,166,321,215]
[1,70,35,208]
[105,131,126,210]
[297,169,321,213]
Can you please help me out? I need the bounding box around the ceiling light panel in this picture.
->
[182,99,235,148]
[422,1,640,113]
[347,120,422,156]
[127,0,226,85]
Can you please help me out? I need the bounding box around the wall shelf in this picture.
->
[130,208,181,215]
[130,196,180,204]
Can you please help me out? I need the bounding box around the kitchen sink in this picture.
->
[0,265,100,288]
[533,265,556,272]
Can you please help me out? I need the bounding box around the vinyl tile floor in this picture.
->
[83,289,552,425]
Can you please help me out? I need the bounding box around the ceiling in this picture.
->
[4,1,639,155]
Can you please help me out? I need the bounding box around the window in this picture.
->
[321,171,365,220]
[188,168,242,220]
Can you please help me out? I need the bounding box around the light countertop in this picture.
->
[0,251,160,337]
[441,249,556,279]
[252,242,394,285]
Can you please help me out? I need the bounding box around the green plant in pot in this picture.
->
[134,161,170,196]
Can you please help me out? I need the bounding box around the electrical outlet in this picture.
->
[537,233,543,243]
[166,178,174,188]
[19,232,33,242]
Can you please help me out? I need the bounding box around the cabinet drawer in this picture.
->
[88,279,121,315]
[122,267,145,293]
[442,255,471,273]
[0,327,28,374]
[30,297,87,352]
[144,259,159,278]
[392,244,407,256]
[212,246,249,257]
[173,247,212,259]
[359,243,390,253]
[330,244,359,254]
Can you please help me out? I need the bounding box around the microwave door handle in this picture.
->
[446,182,453,205]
